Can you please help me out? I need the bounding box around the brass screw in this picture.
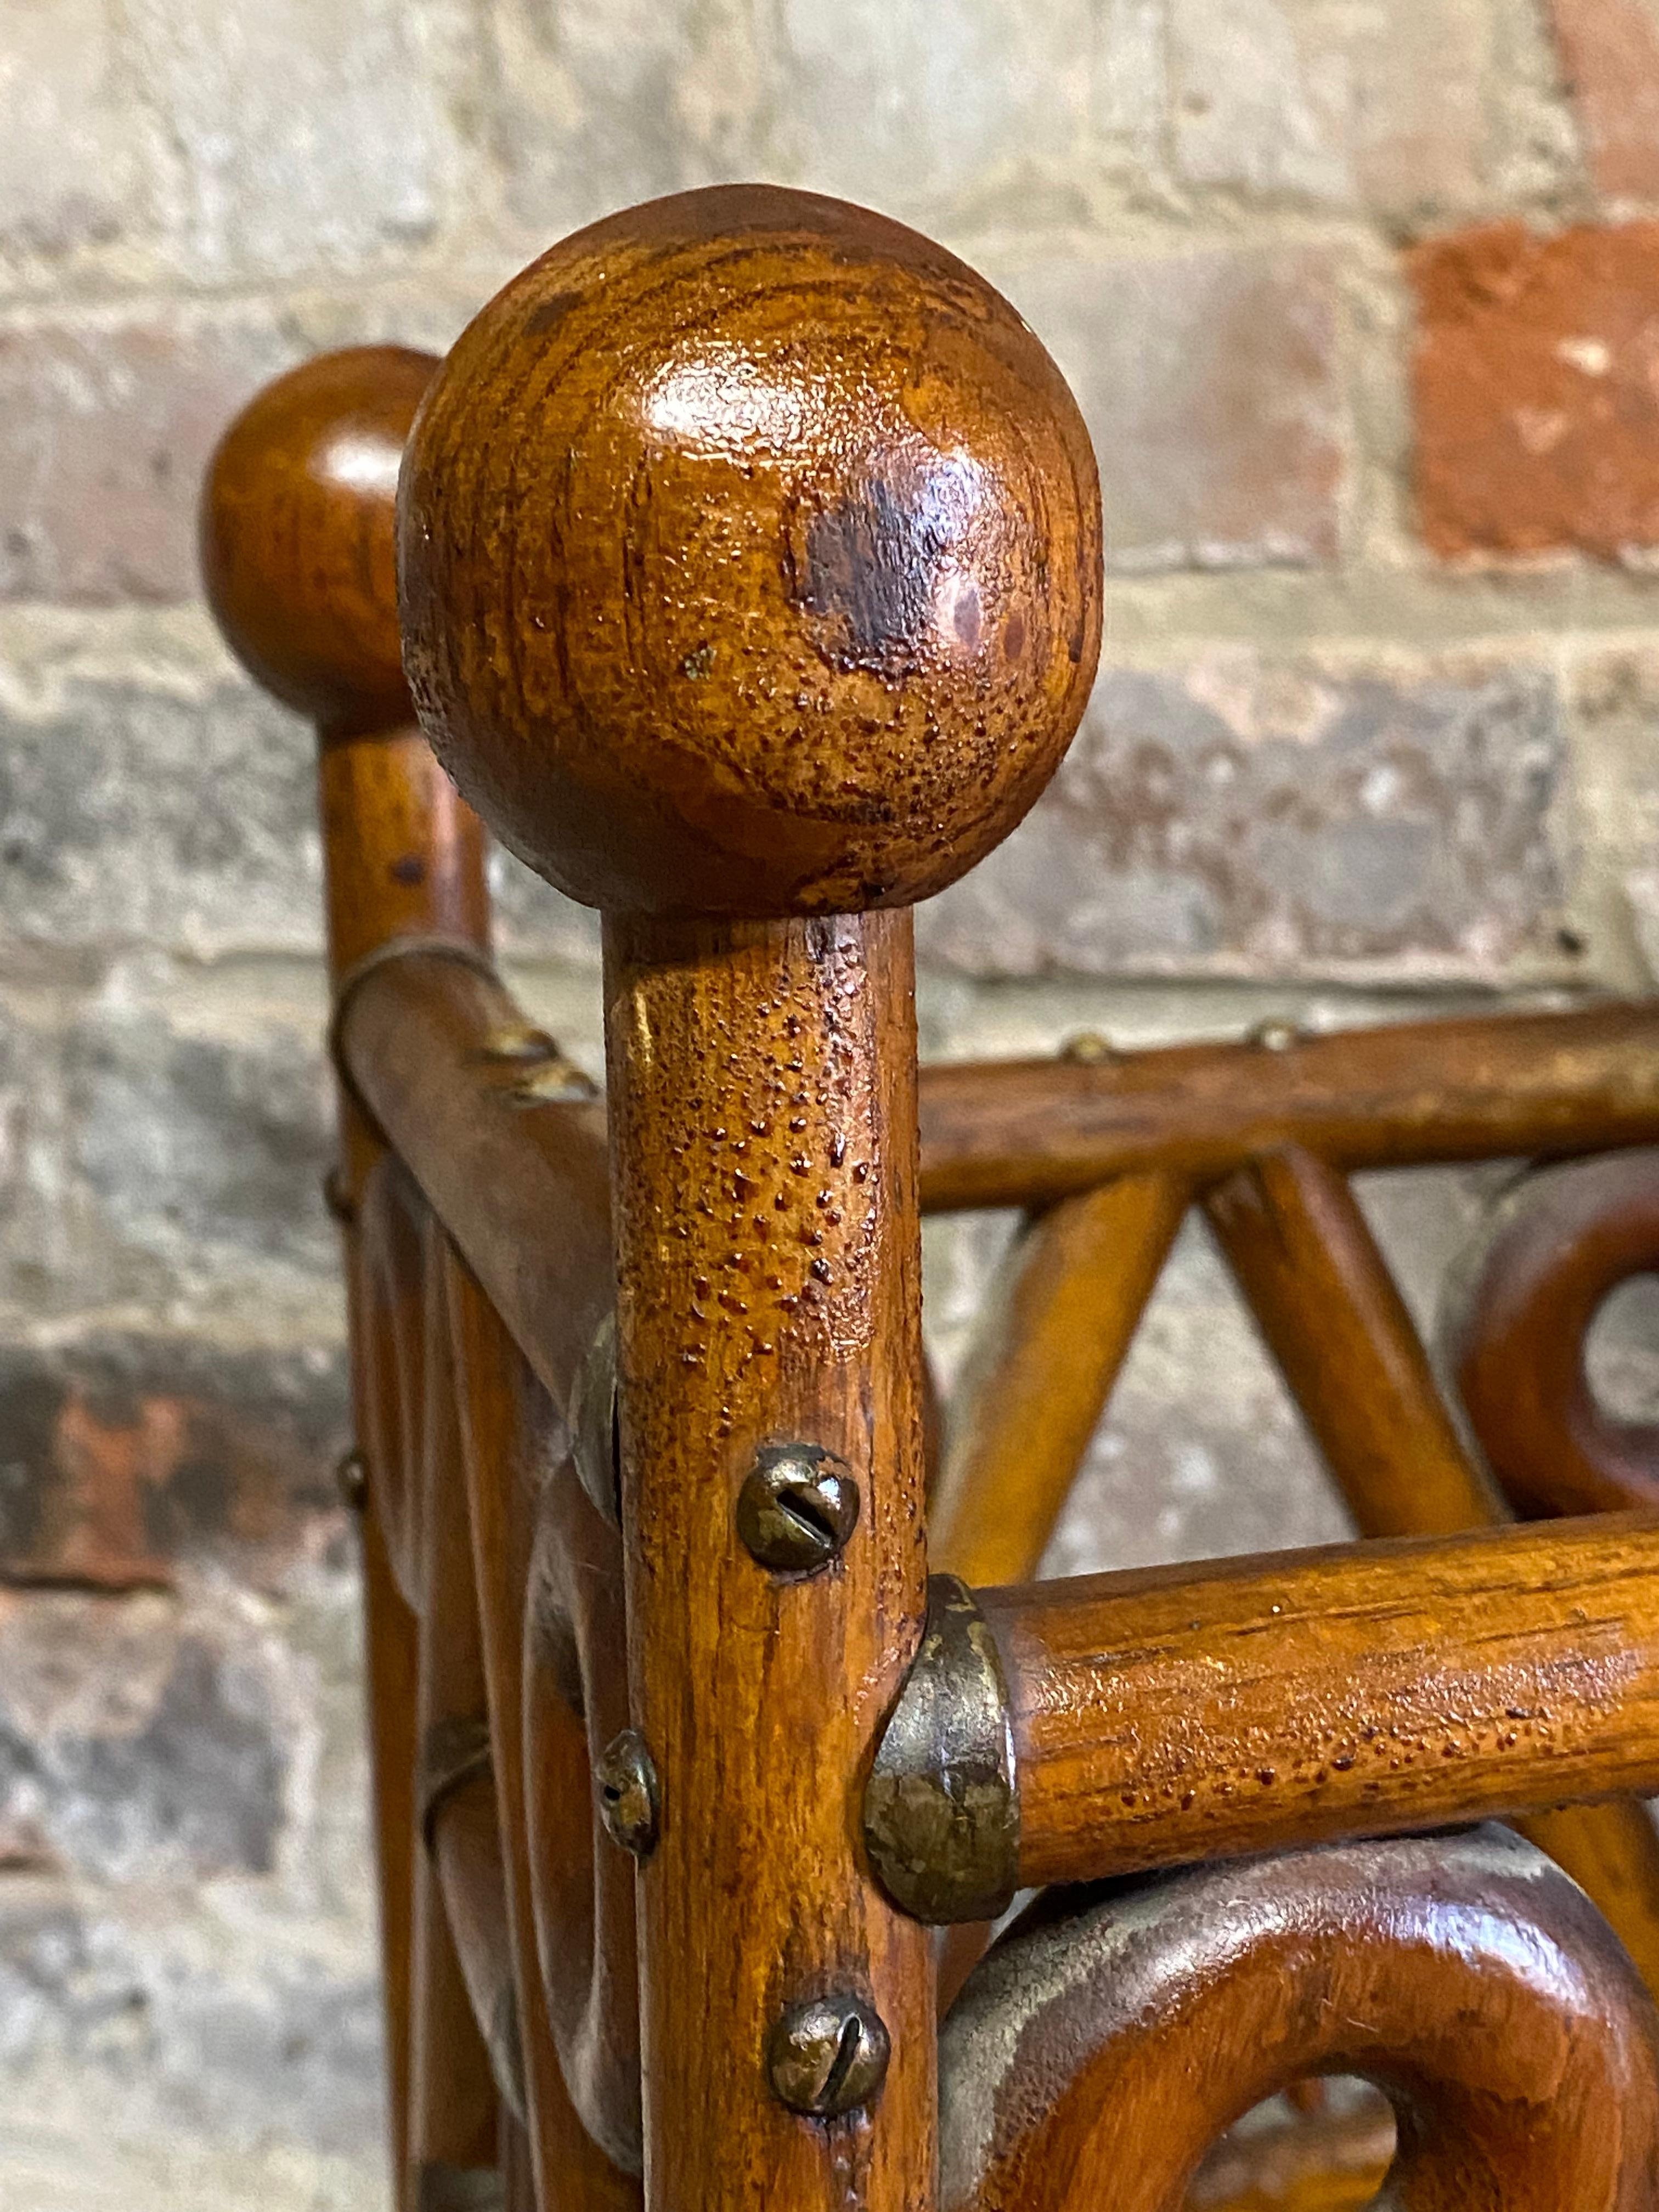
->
[336,1448,369,1513]
[596,1729,659,1859]
[737,1444,859,1575]
[1248,1018,1301,1053]
[766,1994,891,2119]
[1059,1029,1116,1065]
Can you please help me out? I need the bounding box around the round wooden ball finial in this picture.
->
[399,185,1103,918]
[202,345,438,731]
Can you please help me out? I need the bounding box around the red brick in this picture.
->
[1408,221,1659,561]
[0,1333,348,1591]
[0,312,295,602]
[1550,0,1659,202]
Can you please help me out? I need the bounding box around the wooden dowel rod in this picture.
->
[980,1514,1659,1891]
[931,1171,1190,1587]
[918,1000,1659,1213]
[410,1245,500,2189]
[338,952,611,1425]
[605,909,936,2210]
[444,1246,642,2208]
[201,345,481,2199]
[395,184,1103,2212]
[1206,1145,1659,1993]
[1206,1148,1500,1537]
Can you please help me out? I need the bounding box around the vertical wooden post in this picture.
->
[397,185,1102,2211]
[201,348,489,2203]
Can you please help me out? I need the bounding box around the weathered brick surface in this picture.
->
[771,0,1154,216]
[920,652,1566,978]
[488,0,766,239]
[125,0,469,282]
[0,314,298,602]
[0,1331,347,1590]
[0,0,159,270]
[0,1589,288,1878]
[1550,0,1659,202]
[1409,221,1659,561]
[1169,0,1488,218]
[6,2,1659,2203]
[1002,249,1343,573]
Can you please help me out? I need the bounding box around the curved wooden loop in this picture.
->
[354,1152,432,1605]
[1449,1147,1659,1517]
[939,1825,1659,2211]
[523,1451,641,2172]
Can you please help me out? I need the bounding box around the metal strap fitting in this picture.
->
[864,1575,1019,1924]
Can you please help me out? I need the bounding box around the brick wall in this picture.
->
[4,2,1659,2203]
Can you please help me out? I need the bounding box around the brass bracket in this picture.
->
[864,1575,1019,1924]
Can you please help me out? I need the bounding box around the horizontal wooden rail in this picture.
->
[337,947,612,1423]
[917,1000,1659,1212]
[978,1514,1659,1891]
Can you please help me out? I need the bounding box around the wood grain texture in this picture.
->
[339,953,610,1425]
[606,908,935,2212]
[1451,1146,1659,1517]
[930,1172,1189,1588]
[939,1826,1659,2211]
[917,1001,1659,1212]
[522,1441,639,2174]
[1206,1148,1499,1538]
[410,1230,500,2186]
[202,345,435,733]
[201,345,495,2204]
[399,184,1101,919]
[981,1514,1659,1889]
[444,1248,641,2211]
[1207,1143,1659,1998]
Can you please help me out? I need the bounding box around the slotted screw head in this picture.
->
[737,1444,859,1575]
[766,1994,890,2119]
[595,1728,658,1859]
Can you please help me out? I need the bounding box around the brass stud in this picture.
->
[1059,1029,1116,1065]
[766,1994,891,2119]
[737,1444,859,1575]
[1248,1018,1301,1053]
[336,1447,369,1513]
[596,1728,659,1859]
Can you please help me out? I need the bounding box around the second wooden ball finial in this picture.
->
[399,184,1103,919]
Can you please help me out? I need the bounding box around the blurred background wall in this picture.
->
[4,0,1659,2203]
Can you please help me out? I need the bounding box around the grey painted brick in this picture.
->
[770,0,1159,218]
[1169,0,1490,218]
[0,967,340,1325]
[999,248,1344,575]
[0,0,160,270]
[0,667,318,950]
[918,651,1566,979]
[0,313,299,603]
[125,0,471,283]
[488,0,768,240]
[0,1590,286,1881]
[0,1880,385,2185]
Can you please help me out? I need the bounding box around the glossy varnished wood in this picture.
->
[605,910,935,2210]
[1207,1143,1659,1995]
[980,1514,1659,1890]
[1451,1146,1659,1517]
[917,1001,1659,1212]
[400,184,1101,921]
[930,1172,1189,1588]
[940,1827,1659,2210]
[444,1250,640,2211]
[200,343,488,2200]
[337,952,610,1426]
